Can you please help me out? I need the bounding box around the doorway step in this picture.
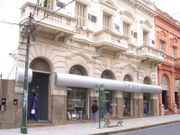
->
[27,121,52,127]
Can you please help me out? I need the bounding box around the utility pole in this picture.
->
[21,13,34,134]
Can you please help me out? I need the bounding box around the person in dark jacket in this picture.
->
[91,100,98,122]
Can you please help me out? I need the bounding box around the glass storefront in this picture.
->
[123,92,131,117]
[101,90,113,118]
[67,87,88,120]
[143,93,151,116]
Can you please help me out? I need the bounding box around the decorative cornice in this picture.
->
[100,0,118,11]
[120,0,157,17]
[155,6,180,31]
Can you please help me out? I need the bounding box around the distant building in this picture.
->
[1,0,164,128]
[155,7,180,115]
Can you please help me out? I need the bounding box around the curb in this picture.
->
[90,120,180,135]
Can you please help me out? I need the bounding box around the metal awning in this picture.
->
[55,73,162,93]
[16,67,32,83]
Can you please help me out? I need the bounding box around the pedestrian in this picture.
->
[32,93,38,121]
[91,100,98,122]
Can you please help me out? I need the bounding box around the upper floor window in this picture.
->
[160,41,166,53]
[143,30,149,45]
[103,13,111,31]
[39,0,51,9]
[75,3,86,27]
[123,22,130,36]
[172,46,177,58]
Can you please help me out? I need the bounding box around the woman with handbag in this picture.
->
[32,93,39,121]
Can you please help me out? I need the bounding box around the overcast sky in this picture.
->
[0,0,179,79]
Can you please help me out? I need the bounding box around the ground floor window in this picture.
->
[175,92,180,109]
[67,87,88,120]
[101,90,113,118]
[162,90,168,110]
[143,93,151,116]
[123,92,131,117]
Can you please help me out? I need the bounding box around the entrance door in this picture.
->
[28,72,49,121]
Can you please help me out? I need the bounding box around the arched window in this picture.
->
[69,65,87,76]
[143,76,152,84]
[30,58,51,72]
[123,74,133,81]
[101,70,115,79]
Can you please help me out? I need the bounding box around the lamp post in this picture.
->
[20,13,34,134]
[96,84,104,129]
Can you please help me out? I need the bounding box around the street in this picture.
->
[114,122,180,135]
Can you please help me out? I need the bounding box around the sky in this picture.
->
[0,0,179,79]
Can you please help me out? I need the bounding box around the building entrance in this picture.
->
[28,72,49,121]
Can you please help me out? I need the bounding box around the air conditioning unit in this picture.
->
[79,26,87,31]
[131,31,137,38]
[117,40,123,44]
[56,0,65,8]
[88,14,97,22]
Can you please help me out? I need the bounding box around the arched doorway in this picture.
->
[101,70,115,117]
[162,74,169,110]
[28,58,51,121]
[143,76,152,116]
[67,65,89,120]
[123,74,133,117]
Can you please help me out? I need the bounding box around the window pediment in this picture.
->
[140,19,152,29]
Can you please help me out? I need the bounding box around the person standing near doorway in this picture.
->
[32,93,38,121]
[91,100,98,122]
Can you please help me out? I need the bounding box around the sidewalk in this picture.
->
[1,114,180,135]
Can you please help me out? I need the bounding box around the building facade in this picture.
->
[155,7,180,115]
[1,0,164,128]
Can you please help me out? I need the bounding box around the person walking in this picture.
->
[32,93,38,121]
[91,100,98,122]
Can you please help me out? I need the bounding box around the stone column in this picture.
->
[51,86,67,124]
[151,94,159,116]
[134,93,143,118]
[115,91,123,118]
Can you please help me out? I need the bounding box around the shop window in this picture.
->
[143,93,151,116]
[67,65,88,120]
[175,92,179,108]
[101,70,115,118]
[67,88,88,120]
[162,90,168,110]
[123,92,131,117]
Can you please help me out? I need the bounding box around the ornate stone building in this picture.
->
[1,0,165,128]
[155,7,180,115]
